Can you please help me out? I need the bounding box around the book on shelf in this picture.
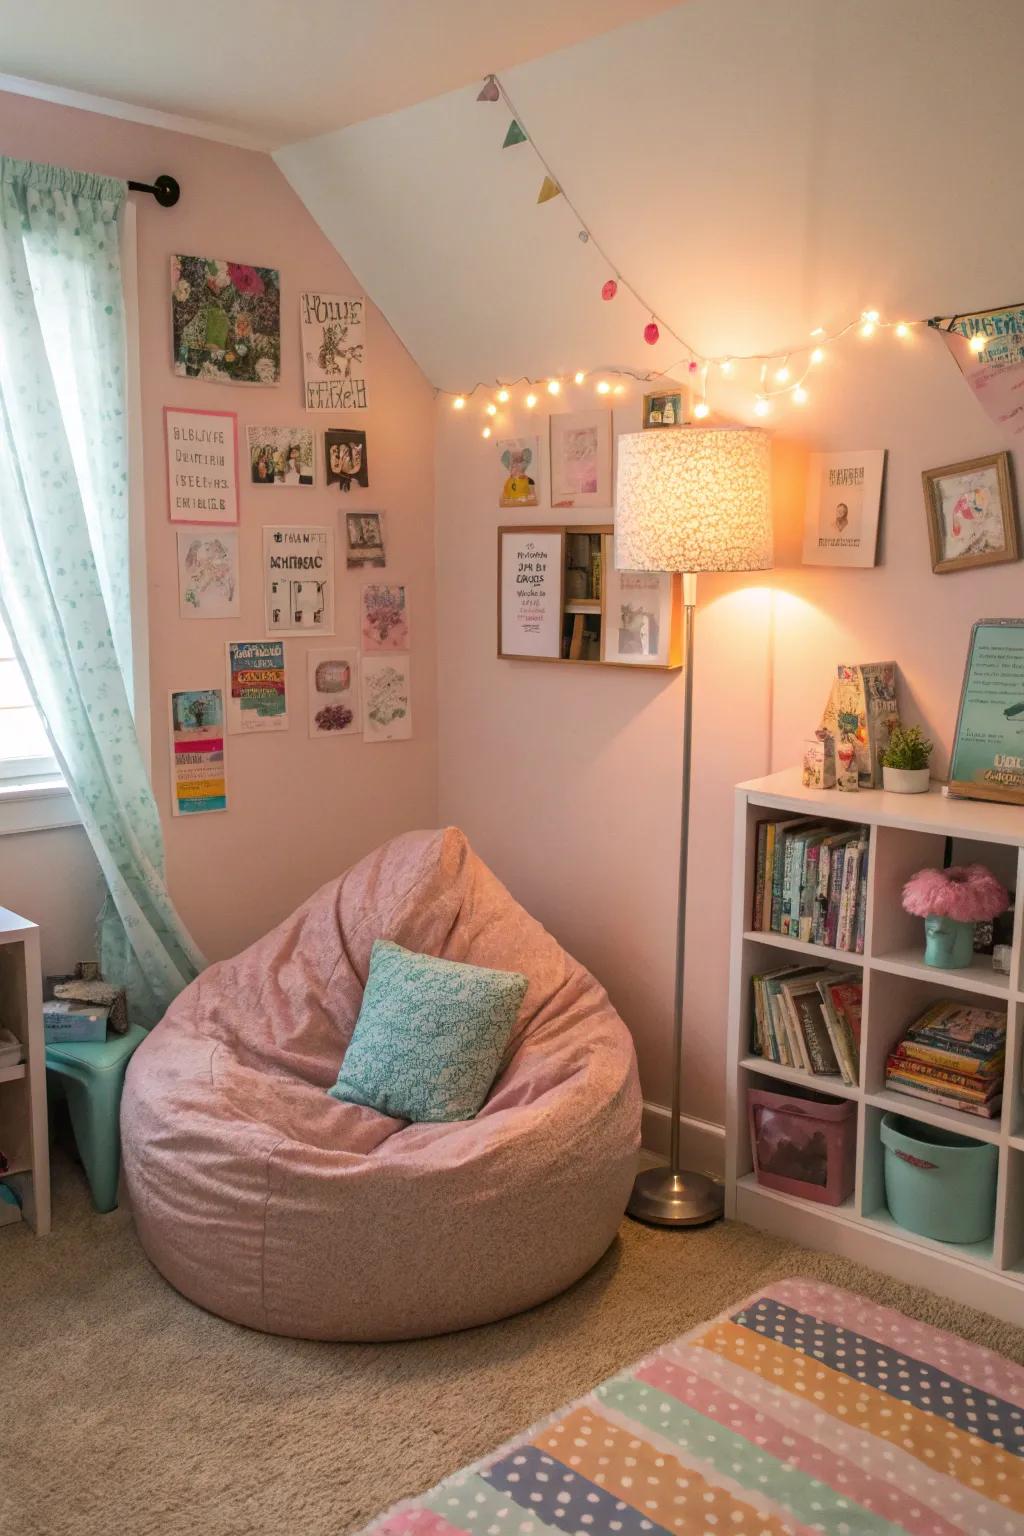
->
[751,818,869,953]
[884,1000,1006,1119]
[750,965,859,1080]
[817,976,862,1085]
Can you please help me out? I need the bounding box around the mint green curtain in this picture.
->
[0,156,203,1024]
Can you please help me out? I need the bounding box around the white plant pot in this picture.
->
[882,765,930,794]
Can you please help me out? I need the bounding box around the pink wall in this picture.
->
[0,91,437,962]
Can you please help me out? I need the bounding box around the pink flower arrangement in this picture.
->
[227,263,265,297]
[902,864,1009,922]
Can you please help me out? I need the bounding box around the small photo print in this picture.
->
[177,529,240,619]
[246,426,314,486]
[497,436,539,507]
[307,648,361,738]
[345,511,386,568]
[362,654,412,742]
[361,583,409,651]
[324,428,369,493]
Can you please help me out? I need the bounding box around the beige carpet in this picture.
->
[6,1151,1024,1536]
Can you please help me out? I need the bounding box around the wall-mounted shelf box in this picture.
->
[727,767,1024,1325]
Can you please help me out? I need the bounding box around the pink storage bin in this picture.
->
[747,1083,856,1206]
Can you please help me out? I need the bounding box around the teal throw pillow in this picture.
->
[328,939,528,1122]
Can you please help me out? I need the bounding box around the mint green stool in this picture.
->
[45,1025,148,1213]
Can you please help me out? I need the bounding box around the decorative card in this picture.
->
[171,255,280,385]
[177,529,240,619]
[803,450,885,567]
[225,641,288,734]
[497,437,539,507]
[301,293,367,410]
[307,648,361,738]
[362,654,412,742]
[169,689,226,815]
[345,511,386,568]
[361,583,408,651]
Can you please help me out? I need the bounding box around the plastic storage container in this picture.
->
[748,1083,856,1206]
[880,1113,998,1245]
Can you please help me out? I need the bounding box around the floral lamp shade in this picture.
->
[615,427,773,573]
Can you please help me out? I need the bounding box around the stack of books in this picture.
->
[751,967,862,1084]
[886,1002,1005,1119]
[752,819,870,953]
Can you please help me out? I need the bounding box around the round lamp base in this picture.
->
[626,1165,724,1228]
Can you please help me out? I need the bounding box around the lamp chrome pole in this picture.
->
[627,575,724,1227]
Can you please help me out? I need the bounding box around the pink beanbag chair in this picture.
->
[120,828,642,1340]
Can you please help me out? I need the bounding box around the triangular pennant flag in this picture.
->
[537,175,561,205]
[503,119,527,148]
[477,75,499,102]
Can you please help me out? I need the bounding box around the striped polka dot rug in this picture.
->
[362,1278,1024,1536]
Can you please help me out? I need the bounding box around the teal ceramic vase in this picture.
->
[923,914,975,969]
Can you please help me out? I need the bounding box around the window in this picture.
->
[0,614,58,783]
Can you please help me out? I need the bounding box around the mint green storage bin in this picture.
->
[880,1113,997,1245]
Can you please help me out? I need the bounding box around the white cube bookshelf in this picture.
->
[726,768,1024,1325]
[0,907,50,1234]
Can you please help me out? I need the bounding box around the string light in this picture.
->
[792,385,808,404]
[754,396,771,416]
[525,392,538,408]
[860,320,876,338]
[596,380,611,394]
[547,379,561,394]
[693,401,710,419]
[481,426,491,438]
[497,387,510,403]
[613,383,625,395]
[453,396,466,410]
[775,364,790,384]
[970,334,987,354]
[485,402,497,416]
[810,326,826,338]
[574,370,585,384]
[810,347,825,365]
[895,323,910,339]
[720,360,733,375]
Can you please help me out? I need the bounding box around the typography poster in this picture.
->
[164,407,239,523]
[498,528,563,658]
[262,525,335,636]
[169,689,227,815]
[301,292,367,411]
[225,641,288,733]
[802,450,885,567]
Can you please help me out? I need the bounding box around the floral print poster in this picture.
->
[361,583,408,651]
[172,255,281,385]
[361,654,412,742]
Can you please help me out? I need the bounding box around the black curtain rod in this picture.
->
[127,174,180,208]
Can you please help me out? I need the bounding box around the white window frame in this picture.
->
[0,199,148,835]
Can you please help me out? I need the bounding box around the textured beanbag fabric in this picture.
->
[120,828,642,1341]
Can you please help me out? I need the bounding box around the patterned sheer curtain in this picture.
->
[0,157,203,1024]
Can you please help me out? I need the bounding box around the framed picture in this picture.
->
[164,406,239,524]
[642,389,688,429]
[949,619,1024,805]
[923,452,1018,573]
[601,559,676,667]
[245,426,314,486]
[344,511,386,568]
[549,410,612,509]
[802,449,886,567]
[498,527,565,659]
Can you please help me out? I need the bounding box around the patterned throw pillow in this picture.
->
[328,939,528,1122]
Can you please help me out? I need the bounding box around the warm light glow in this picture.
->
[754,396,771,416]
[810,347,825,365]
[481,426,491,438]
[792,385,808,404]
[497,388,510,403]
[485,402,497,416]
[547,379,561,395]
[574,370,585,384]
[525,392,538,408]
[720,360,733,375]
[774,365,790,384]
[810,326,825,338]
[970,333,987,354]
[860,321,876,338]
[596,380,611,394]
[693,401,711,419]
[453,396,466,410]
[613,383,625,395]
[895,322,910,338]
[863,309,880,323]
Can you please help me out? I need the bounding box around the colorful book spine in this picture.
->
[759,823,776,932]
[836,843,862,951]
[885,1078,1002,1118]
[898,1040,1004,1076]
[799,843,822,942]
[824,840,846,948]
[854,848,869,954]
[812,843,831,945]
[752,822,769,930]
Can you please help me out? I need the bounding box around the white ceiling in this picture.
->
[0,0,682,148]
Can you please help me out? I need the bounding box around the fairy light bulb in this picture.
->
[775,364,790,384]
[754,396,771,417]
[596,380,611,394]
[547,379,561,395]
[864,309,880,323]
[481,426,491,438]
[860,320,876,338]
[895,323,910,339]
[613,383,625,395]
[525,392,538,408]
[574,371,585,384]
[485,402,497,416]
[970,334,987,354]
[453,396,466,410]
[497,388,510,403]
[720,360,733,375]
[810,347,825,365]
[793,385,808,404]
[693,401,710,419]
[810,326,825,338]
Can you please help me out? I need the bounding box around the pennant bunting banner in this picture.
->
[476,75,499,102]
[503,120,528,148]
[536,176,561,205]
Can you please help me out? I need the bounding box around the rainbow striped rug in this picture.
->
[363,1279,1024,1536]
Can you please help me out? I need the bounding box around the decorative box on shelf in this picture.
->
[497,524,682,669]
[726,766,1024,1326]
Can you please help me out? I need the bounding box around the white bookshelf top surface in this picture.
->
[737,767,1024,845]
[0,906,38,940]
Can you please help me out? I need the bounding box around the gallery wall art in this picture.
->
[171,255,281,385]
[177,530,240,619]
[169,689,227,815]
[307,648,361,738]
[301,292,367,410]
[262,525,335,635]
[362,654,412,742]
[324,427,369,493]
[225,641,288,734]
[245,426,314,486]
[164,407,239,524]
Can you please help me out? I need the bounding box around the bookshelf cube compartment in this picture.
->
[743,940,863,1089]
[746,810,871,953]
[862,966,1007,1115]
[872,825,1017,970]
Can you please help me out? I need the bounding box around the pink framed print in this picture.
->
[164,406,240,525]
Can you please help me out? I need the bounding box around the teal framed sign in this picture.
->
[949,618,1024,805]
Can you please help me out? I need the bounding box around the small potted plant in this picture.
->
[880,725,933,794]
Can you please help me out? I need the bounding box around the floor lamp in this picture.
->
[615,426,773,1227]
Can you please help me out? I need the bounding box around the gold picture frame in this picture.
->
[642,388,689,429]
[922,451,1019,574]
